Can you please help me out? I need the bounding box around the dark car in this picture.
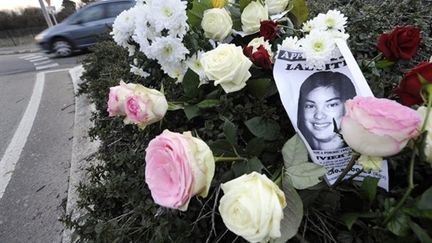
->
[35,0,135,57]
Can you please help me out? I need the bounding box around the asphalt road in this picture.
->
[0,52,83,242]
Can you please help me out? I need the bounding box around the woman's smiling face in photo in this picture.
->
[303,86,344,143]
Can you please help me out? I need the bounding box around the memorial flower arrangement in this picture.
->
[67,0,432,242]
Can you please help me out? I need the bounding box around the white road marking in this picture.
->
[30,56,49,62]
[34,60,51,66]
[19,54,37,59]
[35,63,59,70]
[0,68,70,199]
[24,55,43,61]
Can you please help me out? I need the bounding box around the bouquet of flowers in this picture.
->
[72,0,432,242]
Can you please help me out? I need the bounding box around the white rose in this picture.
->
[265,0,289,15]
[241,1,269,34]
[201,44,252,93]
[219,172,286,243]
[201,8,233,41]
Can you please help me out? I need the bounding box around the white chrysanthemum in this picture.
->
[186,51,208,84]
[146,0,188,35]
[302,20,313,33]
[247,37,273,56]
[279,36,300,50]
[130,64,150,78]
[299,30,336,69]
[111,7,137,47]
[160,61,188,83]
[323,9,347,31]
[147,36,189,64]
[312,10,347,32]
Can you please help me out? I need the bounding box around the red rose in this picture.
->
[377,26,421,61]
[394,62,432,106]
[260,20,278,41]
[243,45,272,70]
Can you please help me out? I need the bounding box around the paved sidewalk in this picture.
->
[0,44,41,55]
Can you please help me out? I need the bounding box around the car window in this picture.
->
[75,5,105,23]
[106,2,134,18]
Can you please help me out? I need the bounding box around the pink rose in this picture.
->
[340,96,421,157]
[123,84,168,129]
[145,130,215,211]
[107,81,135,116]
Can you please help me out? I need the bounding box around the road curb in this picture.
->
[62,65,100,243]
[0,48,41,56]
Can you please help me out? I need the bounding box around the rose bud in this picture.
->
[244,37,273,70]
[377,26,421,61]
[123,84,168,129]
[107,81,136,117]
[260,20,278,40]
[340,96,421,157]
[394,61,432,106]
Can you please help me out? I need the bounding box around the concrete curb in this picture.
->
[62,65,100,243]
[0,48,41,56]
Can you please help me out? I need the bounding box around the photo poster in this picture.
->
[273,43,389,191]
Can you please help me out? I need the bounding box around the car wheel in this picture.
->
[52,39,72,57]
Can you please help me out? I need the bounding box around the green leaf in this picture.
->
[360,176,379,203]
[247,78,273,98]
[167,102,184,111]
[186,0,212,27]
[227,4,242,31]
[409,221,432,243]
[282,134,308,167]
[404,207,432,219]
[232,157,264,177]
[289,0,309,26]
[239,0,253,11]
[245,116,280,141]
[223,118,237,146]
[341,213,358,230]
[246,137,265,156]
[184,105,200,120]
[285,163,327,190]
[271,177,303,243]
[376,60,395,69]
[209,139,235,156]
[418,186,432,210]
[386,212,410,237]
[197,99,220,109]
[182,69,200,98]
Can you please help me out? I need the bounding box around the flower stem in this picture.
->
[215,156,247,162]
[381,92,432,225]
[382,147,416,226]
[364,52,383,70]
[331,153,360,188]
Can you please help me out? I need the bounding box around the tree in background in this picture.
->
[56,0,77,22]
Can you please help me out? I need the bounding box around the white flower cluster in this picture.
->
[111,0,190,82]
[279,9,349,69]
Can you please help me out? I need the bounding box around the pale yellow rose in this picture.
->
[201,44,252,93]
[211,0,228,8]
[265,0,290,15]
[241,1,269,34]
[201,8,233,41]
[182,132,215,197]
[219,172,286,243]
[357,155,383,172]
